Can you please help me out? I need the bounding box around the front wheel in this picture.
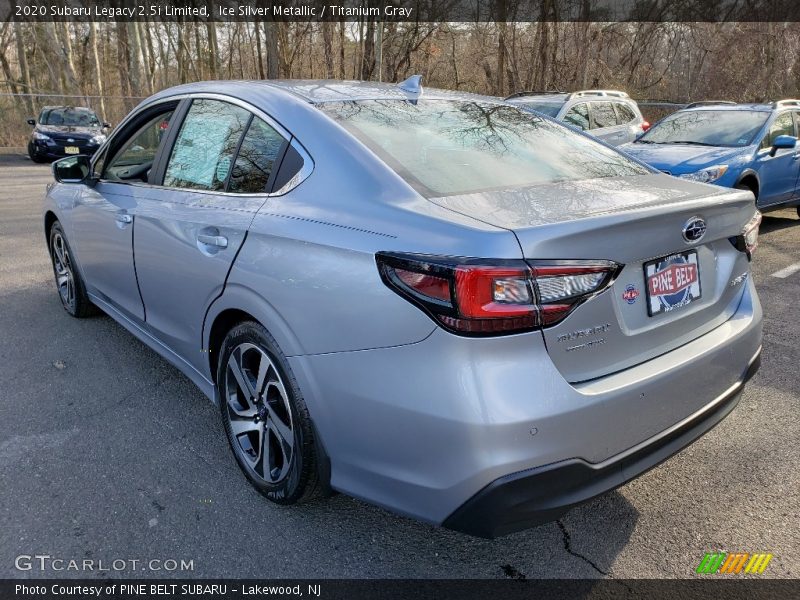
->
[48,222,95,317]
[28,144,47,163]
[218,322,321,504]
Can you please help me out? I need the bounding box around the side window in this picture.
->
[563,103,590,130]
[591,102,617,129]
[228,117,286,194]
[104,111,174,182]
[163,99,250,191]
[761,112,795,149]
[615,103,637,123]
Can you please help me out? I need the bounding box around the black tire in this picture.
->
[28,144,47,163]
[48,222,96,318]
[735,183,756,199]
[217,321,320,505]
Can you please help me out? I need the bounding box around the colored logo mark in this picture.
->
[622,284,640,304]
[696,552,773,574]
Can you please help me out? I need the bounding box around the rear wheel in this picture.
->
[48,222,95,317]
[218,322,320,504]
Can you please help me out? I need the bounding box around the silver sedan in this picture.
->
[43,77,762,537]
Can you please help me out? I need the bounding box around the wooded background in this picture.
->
[1,20,799,145]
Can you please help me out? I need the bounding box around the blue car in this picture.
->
[620,100,800,214]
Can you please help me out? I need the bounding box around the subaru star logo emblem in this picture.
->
[682,217,707,243]
[67,138,74,143]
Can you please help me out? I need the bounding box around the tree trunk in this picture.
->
[116,23,133,108]
[126,22,144,96]
[14,22,34,114]
[206,21,219,79]
[338,22,345,79]
[265,20,279,79]
[88,22,106,119]
[322,22,334,78]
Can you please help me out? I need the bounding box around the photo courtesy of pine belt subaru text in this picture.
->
[42,77,763,538]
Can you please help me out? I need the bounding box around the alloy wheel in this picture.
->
[224,343,295,484]
[51,231,76,311]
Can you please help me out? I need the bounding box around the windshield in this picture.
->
[638,109,769,147]
[321,100,648,197]
[39,107,101,128]
[509,101,562,117]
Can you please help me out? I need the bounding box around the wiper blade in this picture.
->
[669,140,717,146]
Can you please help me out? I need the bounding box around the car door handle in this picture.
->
[197,234,228,249]
[115,213,132,225]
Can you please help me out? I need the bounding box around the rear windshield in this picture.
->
[39,107,101,127]
[508,101,562,117]
[637,110,769,147]
[321,100,648,196]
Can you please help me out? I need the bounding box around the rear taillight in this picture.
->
[376,253,620,336]
[733,211,762,260]
[641,121,651,132]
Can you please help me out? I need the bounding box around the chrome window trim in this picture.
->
[91,92,314,198]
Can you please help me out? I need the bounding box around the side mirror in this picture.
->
[27,118,35,126]
[770,134,797,156]
[52,155,94,185]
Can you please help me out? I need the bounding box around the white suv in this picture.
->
[505,90,649,146]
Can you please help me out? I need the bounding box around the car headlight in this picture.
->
[32,131,50,141]
[90,134,107,145]
[679,165,729,183]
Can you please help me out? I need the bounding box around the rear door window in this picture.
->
[163,99,250,191]
[228,117,286,194]
[591,102,618,129]
[563,103,590,130]
[615,103,637,123]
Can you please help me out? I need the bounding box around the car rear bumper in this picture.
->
[442,348,760,538]
[289,278,762,532]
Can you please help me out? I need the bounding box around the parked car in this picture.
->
[27,106,109,163]
[505,89,649,145]
[620,100,800,215]
[43,78,762,538]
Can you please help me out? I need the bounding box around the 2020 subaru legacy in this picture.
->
[43,78,762,538]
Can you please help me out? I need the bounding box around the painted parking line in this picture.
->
[771,262,800,278]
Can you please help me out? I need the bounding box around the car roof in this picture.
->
[40,105,95,111]
[147,79,504,106]
[507,93,569,103]
[681,103,774,112]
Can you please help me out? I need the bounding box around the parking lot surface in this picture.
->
[1,152,798,579]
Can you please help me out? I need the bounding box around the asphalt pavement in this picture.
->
[0,152,798,579]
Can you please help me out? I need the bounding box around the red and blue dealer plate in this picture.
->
[643,250,702,317]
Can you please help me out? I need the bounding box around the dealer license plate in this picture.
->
[643,250,702,316]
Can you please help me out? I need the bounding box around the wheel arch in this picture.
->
[44,210,59,246]
[203,283,305,387]
[735,169,760,199]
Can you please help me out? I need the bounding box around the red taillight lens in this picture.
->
[377,253,619,336]
[641,121,651,132]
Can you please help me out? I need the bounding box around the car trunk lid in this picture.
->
[429,174,757,382]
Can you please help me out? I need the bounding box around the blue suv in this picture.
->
[620,100,800,214]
